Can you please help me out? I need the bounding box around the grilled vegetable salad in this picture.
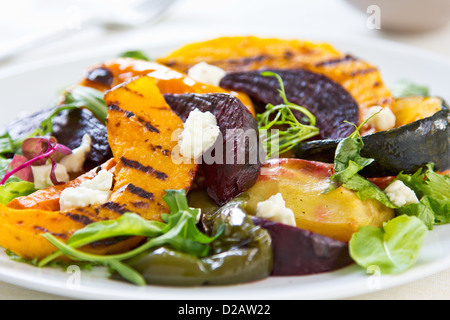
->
[0,36,449,286]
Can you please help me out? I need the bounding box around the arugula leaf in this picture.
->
[38,212,166,267]
[108,260,146,286]
[341,173,394,207]
[327,119,396,208]
[119,50,151,61]
[4,249,38,267]
[67,213,165,248]
[349,215,428,274]
[63,86,108,123]
[391,79,429,98]
[0,132,19,156]
[39,190,223,285]
[397,164,450,200]
[394,164,450,228]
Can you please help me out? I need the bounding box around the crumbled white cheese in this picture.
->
[80,169,114,190]
[178,108,220,159]
[384,180,419,207]
[255,193,296,227]
[31,163,69,189]
[60,134,92,173]
[59,170,113,211]
[187,62,226,87]
[364,106,396,131]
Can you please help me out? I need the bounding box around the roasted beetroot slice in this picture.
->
[252,217,354,276]
[220,69,359,140]
[2,107,112,171]
[164,93,263,206]
[52,108,112,171]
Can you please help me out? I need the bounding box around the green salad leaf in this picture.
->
[394,164,450,229]
[39,189,223,286]
[0,158,36,204]
[391,79,429,98]
[63,86,108,123]
[0,181,36,205]
[397,164,450,200]
[349,215,428,274]
[119,50,151,61]
[0,132,19,157]
[327,118,395,208]
[66,213,165,248]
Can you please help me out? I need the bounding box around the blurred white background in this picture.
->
[0,0,450,69]
[0,0,449,300]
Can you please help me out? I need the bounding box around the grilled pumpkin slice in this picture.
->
[157,36,394,123]
[105,75,198,221]
[7,160,115,211]
[79,58,255,116]
[0,76,197,260]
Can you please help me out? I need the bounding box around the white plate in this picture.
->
[0,34,449,300]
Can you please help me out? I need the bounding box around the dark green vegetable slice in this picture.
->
[294,101,450,177]
[125,197,273,286]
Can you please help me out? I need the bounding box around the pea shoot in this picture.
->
[257,71,320,158]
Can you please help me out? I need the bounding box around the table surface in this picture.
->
[0,0,449,300]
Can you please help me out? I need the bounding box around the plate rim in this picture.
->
[0,32,449,300]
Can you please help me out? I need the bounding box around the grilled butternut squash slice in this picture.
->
[7,159,115,211]
[0,76,197,260]
[79,58,255,116]
[390,96,443,127]
[157,36,394,123]
[105,75,197,221]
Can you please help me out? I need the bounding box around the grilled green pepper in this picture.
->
[126,196,273,286]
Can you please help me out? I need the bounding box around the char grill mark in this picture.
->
[124,184,155,200]
[120,157,168,181]
[101,202,128,215]
[108,104,160,134]
[314,54,357,67]
[33,226,68,239]
[108,104,135,118]
[65,212,95,226]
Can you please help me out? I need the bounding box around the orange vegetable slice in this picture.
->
[0,76,197,260]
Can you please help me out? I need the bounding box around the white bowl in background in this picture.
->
[344,0,450,32]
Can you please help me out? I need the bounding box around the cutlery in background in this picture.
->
[0,0,178,63]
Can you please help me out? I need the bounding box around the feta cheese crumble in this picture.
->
[364,106,396,131]
[31,163,69,190]
[187,62,226,87]
[59,170,113,211]
[255,193,296,227]
[60,134,92,173]
[384,180,419,207]
[178,108,220,159]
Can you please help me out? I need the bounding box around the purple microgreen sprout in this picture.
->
[0,137,72,186]
[9,155,33,182]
